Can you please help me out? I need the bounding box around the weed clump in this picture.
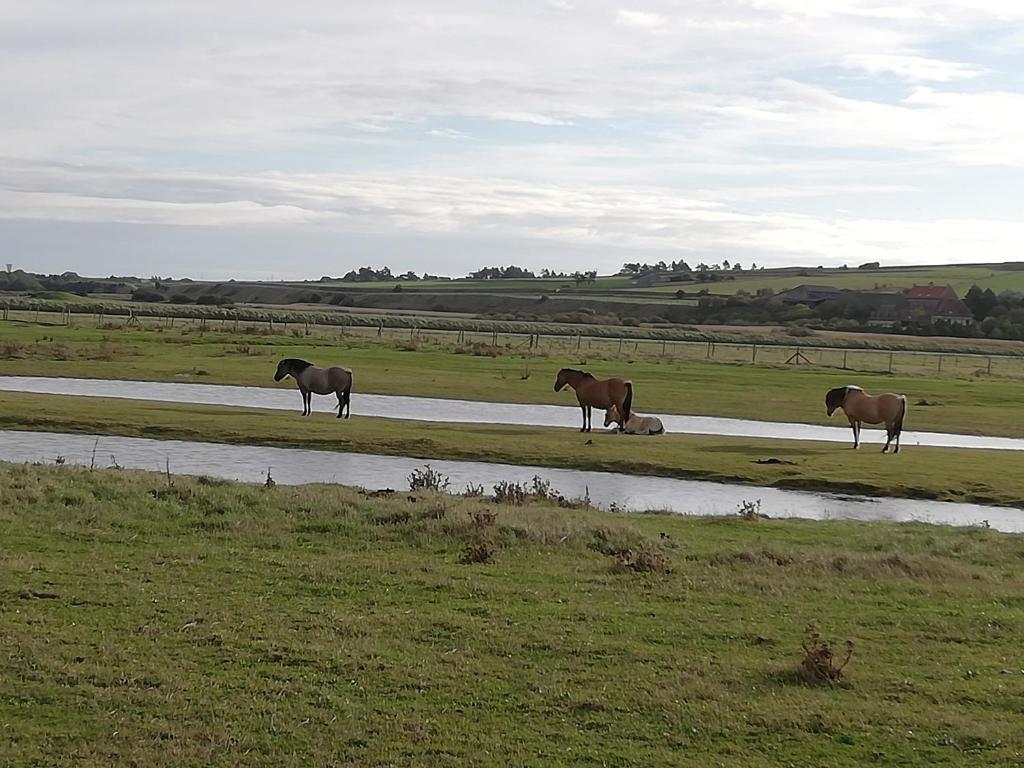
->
[462,506,498,564]
[798,623,853,685]
[737,499,766,520]
[588,527,671,574]
[408,465,450,493]
[494,480,528,505]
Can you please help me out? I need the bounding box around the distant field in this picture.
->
[645,264,1024,296]
[282,264,1024,298]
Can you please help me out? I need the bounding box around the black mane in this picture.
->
[825,386,849,410]
[279,358,313,371]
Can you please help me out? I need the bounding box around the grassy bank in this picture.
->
[2,392,1023,508]
[2,463,1023,766]
[2,322,1024,437]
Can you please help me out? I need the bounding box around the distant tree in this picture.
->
[964,285,999,320]
[732,262,743,271]
[131,289,164,303]
[722,259,730,270]
[469,265,535,279]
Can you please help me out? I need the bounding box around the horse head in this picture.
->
[554,368,591,392]
[275,358,312,382]
[824,386,850,416]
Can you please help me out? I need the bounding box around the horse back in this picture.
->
[578,376,630,406]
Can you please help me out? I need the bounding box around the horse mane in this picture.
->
[559,367,594,379]
[825,385,850,410]
[280,358,313,371]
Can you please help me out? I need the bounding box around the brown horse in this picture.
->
[275,358,353,418]
[825,385,907,453]
[554,368,632,432]
[604,404,664,435]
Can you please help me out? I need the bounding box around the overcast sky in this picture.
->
[2,1,1024,279]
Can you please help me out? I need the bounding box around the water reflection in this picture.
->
[2,429,1019,532]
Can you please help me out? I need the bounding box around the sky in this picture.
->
[2,0,1024,280]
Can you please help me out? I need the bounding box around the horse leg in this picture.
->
[304,390,311,416]
[579,405,588,432]
[882,425,892,453]
[586,405,592,433]
[848,418,858,448]
[336,391,344,418]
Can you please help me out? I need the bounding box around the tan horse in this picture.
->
[275,358,353,418]
[554,368,632,432]
[604,404,664,435]
[825,385,907,453]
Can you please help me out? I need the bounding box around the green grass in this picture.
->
[647,264,1024,296]
[2,463,1023,766]
[3,321,1024,437]
[3,392,1023,507]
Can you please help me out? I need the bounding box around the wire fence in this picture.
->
[4,306,1024,379]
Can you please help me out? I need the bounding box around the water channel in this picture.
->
[2,376,1023,451]
[2,429,1019,532]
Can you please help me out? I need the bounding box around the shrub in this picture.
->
[494,480,528,505]
[408,465,450,492]
[798,624,853,685]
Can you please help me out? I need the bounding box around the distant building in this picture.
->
[771,284,844,307]
[902,284,974,326]
[631,272,665,287]
[815,283,975,328]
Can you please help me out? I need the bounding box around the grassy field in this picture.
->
[3,321,1024,437]
[2,463,1023,766]
[645,264,1024,296]
[3,392,1023,507]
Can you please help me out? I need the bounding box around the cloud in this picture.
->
[843,53,988,82]
[1,1,1022,275]
[615,9,666,29]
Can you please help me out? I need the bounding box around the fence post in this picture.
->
[888,352,893,373]
[661,340,666,356]
[751,344,757,363]
[938,355,942,373]
[578,334,582,351]
[988,357,992,374]
[618,337,623,353]
[842,350,848,370]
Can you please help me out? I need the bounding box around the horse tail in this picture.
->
[622,381,633,421]
[650,422,664,435]
[894,395,907,437]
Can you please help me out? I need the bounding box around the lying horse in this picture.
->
[554,368,632,432]
[274,358,353,418]
[604,404,664,435]
[825,385,906,453]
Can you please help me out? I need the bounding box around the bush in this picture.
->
[131,289,164,303]
[196,294,231,306]
[408,465,450,492]
[798,624,853,685]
